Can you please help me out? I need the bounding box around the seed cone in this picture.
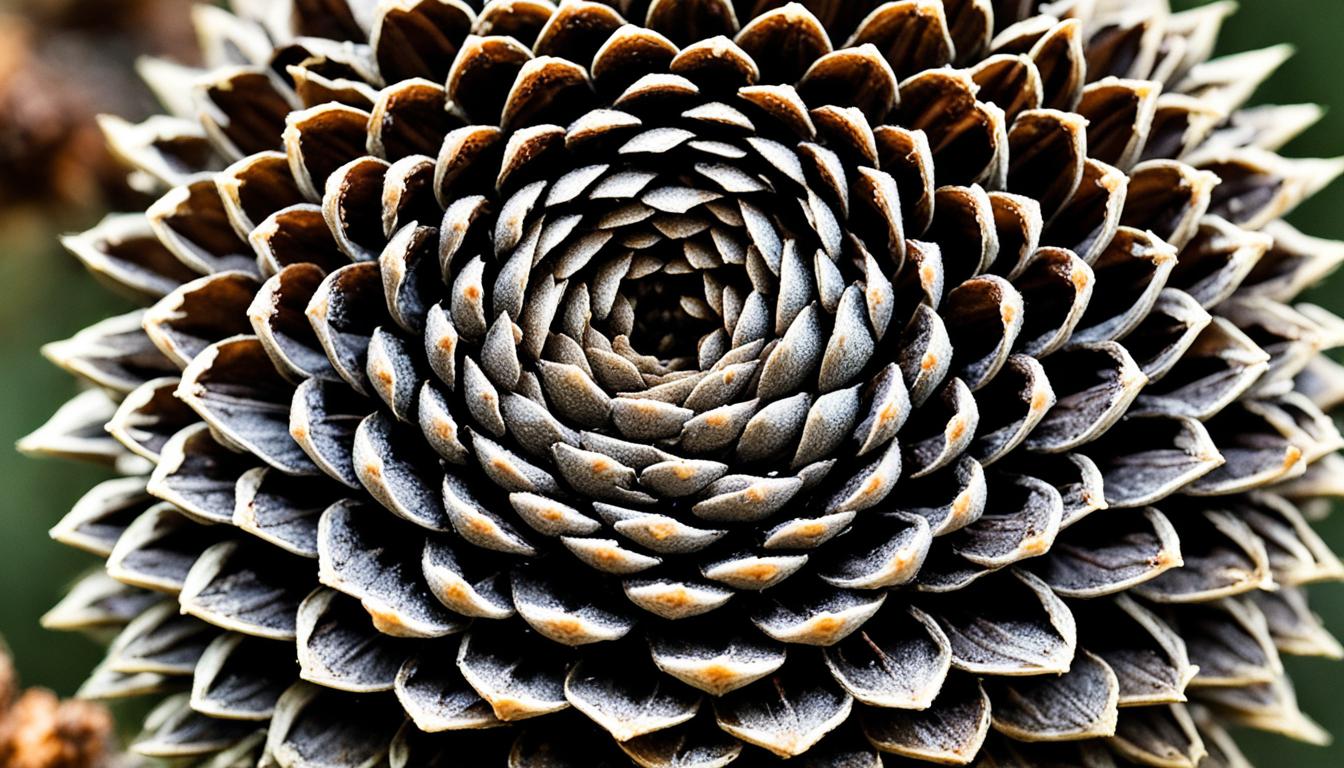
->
[21,1,1344,766]
[0,0,196,213]
[0,641,116,768]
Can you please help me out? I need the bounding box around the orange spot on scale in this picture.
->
[921,352,938,371]
[673,464,696,480]
[491,457,524,484]
[367,606,406,634]
[464,285,481,301]
[862,474,885,497]
[1031,390,1050,411]
[1071,269,1090,292]
[364,462,382,479]
[735,563,779,583]
[744,485,766,503]
[878,402,900,424]
[1001,304,1017,324]
[1284,446,1303,469]
[920,264,936,286]
[884,551,916,579]
[808,616,844,642]
[947,416,968,442]
[706,413,728,428]
[290,425,308,441]
[491,698,531,722]
[722,370,737,384]
[701,664,738,687]
[437,336,456,352]
[440,581,469,605]
[654,587,692,608]
[467,514,495,536]
[1152,549,1180,569]
[541,507,564,522]
[374,366,393,387]
[591,458,612,474]
[545,617,586,642]
[797,522,827,539]
[647,522,677,541]
[952,492,972,519]
[433,420,457,441]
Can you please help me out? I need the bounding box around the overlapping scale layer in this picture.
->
[22,1,1344,765]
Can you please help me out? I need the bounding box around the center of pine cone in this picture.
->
[619,273,719,359]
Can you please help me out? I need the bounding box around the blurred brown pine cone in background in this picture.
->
[0,0,195,218]
[0,641,115,768]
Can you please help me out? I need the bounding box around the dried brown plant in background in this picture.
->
[0,641,114,768]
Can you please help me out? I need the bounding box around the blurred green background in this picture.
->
[0,0,1342,764]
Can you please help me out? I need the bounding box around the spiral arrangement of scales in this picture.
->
[19,0,1344,765]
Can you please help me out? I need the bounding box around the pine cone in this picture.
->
[0,642,115,768]
[21,1,1344,766]
[0,0,196,213]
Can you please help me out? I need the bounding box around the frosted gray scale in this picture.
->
[21,0,1344,765]
[395,650,502,732]
[295,587,407,692]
